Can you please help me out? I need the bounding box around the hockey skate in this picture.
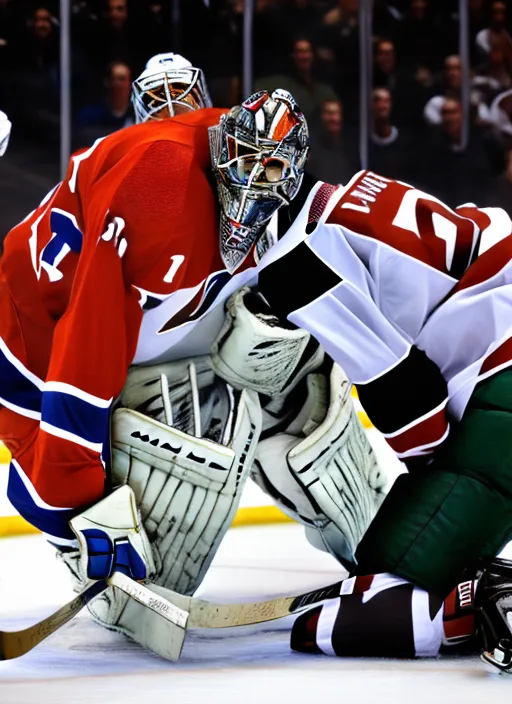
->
[475,557,512,673]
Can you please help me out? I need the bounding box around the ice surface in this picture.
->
[1,525,511,704]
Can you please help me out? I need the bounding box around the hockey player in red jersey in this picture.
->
[0,90,327,659]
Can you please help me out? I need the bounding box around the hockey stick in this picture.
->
[0,572,342,661]
[111,571,342,628]
[107,572,344,661]
[0,572,189,661]
[0,578,108,661]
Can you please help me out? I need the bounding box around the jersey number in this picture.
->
[392,189,477,277]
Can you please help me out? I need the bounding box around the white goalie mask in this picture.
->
[131,52,212,123]
[209,89,309,273]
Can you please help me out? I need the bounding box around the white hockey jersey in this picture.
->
[259,171,512,461]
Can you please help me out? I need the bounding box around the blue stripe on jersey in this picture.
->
[41,389,111,451]
[0,342,42,417]
[7,462,76,541]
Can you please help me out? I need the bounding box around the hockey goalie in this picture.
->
[1,86,512,671]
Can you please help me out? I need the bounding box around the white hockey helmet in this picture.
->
[131,52,212,123]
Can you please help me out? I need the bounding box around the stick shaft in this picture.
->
[0,579,107,661]
[188,580,343,628]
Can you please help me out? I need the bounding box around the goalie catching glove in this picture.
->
[212,287,390,568]
[212,287,325,433]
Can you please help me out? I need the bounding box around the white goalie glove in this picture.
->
[212,287,391,568]
[61,484,156,589]
[212,287,325,432]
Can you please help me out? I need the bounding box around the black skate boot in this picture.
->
[474,557,512,673]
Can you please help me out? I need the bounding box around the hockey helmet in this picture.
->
[209,89,309,273]
[131,52,212,123]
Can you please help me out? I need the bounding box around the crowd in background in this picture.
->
[2,0,512,231]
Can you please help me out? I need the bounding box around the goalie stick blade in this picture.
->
[0,579,107,661]
[109,571,190,628]
[185,580,344,629]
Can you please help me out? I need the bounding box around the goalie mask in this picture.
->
[209,89,309,273]
[132,52,212,123]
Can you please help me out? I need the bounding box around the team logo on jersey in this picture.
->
[29,208,82,282]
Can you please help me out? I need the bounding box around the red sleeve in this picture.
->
[6,139,217,542]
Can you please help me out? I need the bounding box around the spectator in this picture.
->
[476,1,512,56]
[307,99,357,184]
[483,145,512,214]
[315,0,360,122]
[373,37,428,127]
[424,55,491,127]
[473,34,512,102]
[255,37,338,124]
[369,87,412,181]
[254,0,324,79]
[7,6,60,137]
[74,60,134,147]
[88,0,141,79]
[422,97,495,206]
[397,0,445,71]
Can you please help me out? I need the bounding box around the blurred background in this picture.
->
[1,0,512,240]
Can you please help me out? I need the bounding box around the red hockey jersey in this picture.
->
[0,108,264,542]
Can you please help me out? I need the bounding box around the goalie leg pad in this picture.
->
[111,358,262,596]
[68,358,262,651]
[253,364,390,568]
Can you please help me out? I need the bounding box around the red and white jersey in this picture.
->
[260,172,512,462]
[0,109,260,542]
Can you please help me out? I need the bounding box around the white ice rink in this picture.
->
[1,522,511,704]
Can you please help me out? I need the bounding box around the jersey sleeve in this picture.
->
[259,174,512,463]
[8,224,144,544]
[7,140,207,544]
